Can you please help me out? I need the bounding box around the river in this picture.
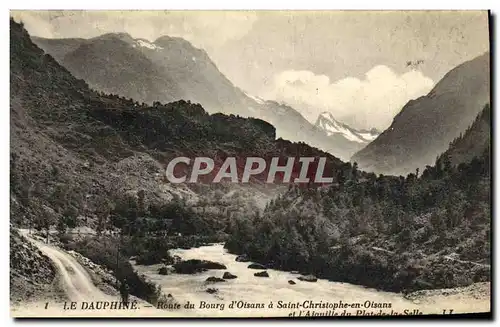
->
[11,235,489,318]
[132,244,490,317]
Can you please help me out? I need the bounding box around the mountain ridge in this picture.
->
[32,32,366,161]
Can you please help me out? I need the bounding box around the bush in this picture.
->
[135,249,174,266]
[58,232,74,245]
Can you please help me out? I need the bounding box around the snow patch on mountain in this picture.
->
[357,131,379,142]
[134,39,163,50]
[244,92,265,104]
[315,112,380,144]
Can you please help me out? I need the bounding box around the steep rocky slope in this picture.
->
[10,228,60,303]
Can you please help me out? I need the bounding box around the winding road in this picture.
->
[20,230,115,303]
[12,230,196,317]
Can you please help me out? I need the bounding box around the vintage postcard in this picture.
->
[9,10,491,318]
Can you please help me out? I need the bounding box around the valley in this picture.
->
[9,12,492,318]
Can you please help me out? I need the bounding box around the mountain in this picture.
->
[32,34,361,161]
[255,100,364,161]
[315,111,380,148]
[351,53,490,175]
[32,34,269,116]
[11,18,346,233]
[61,35,182,104]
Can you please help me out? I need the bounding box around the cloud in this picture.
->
[10,11,258,51]
[263,66,435,130]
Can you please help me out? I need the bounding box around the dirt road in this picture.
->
[11,230,197,317]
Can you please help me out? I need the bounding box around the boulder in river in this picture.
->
[235,255,250,262]
[172,255,182,264]
[205,276,226,283]
[158,266,174,275]
[223,272,237,279]
[173,259,227,274]
[288,280,296,285]
[248,263,266,270]
[298,275,318,282]
[254,271,269,278]
[161,254,181,265]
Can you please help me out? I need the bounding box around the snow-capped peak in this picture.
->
[315,112,380,144]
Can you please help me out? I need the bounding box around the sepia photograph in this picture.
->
[8,9,491,318]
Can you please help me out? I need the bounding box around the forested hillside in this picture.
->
[438,104,491,167]
[227,135,491,292]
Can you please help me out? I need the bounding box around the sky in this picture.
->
[11,10,490,130]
